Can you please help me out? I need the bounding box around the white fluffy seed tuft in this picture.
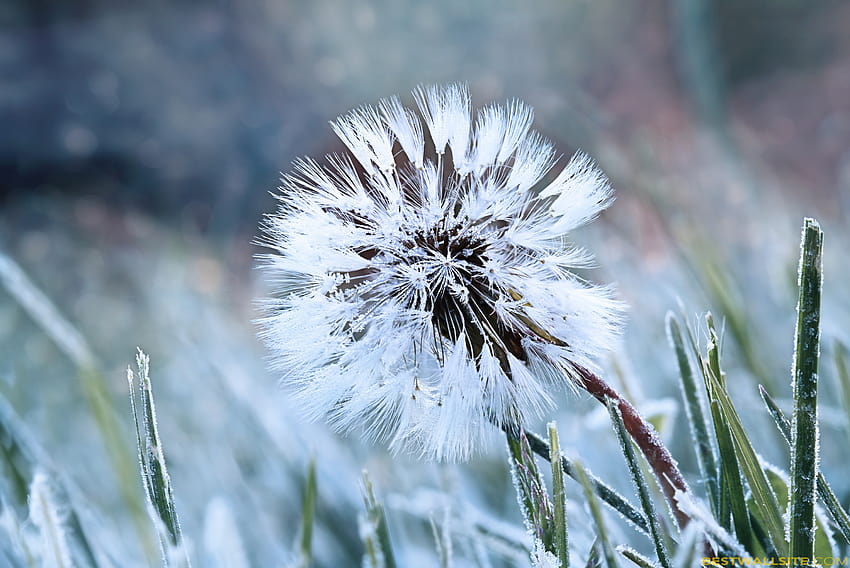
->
[260,84,623,461]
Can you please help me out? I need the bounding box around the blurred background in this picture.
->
[2,0,850,565]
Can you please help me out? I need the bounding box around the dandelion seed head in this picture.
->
[259,84,624,461]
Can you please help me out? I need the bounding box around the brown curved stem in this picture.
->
[574,364,691,529]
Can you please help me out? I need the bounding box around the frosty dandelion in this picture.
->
[259,84,622,461]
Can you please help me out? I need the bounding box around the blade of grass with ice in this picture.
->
[508,431,556,557]
[128,350,188,566]
[700,316,788,555]
[605,397,670,568]
[360,470,396,568]
[429,513,452,568]
[759,386,850,544]
[548,423,569,568]
[789,218,823,562]
[29,470,72,568]
[616,546,654,568]
[584,539,601,568]
[0,250,153,554]
[0,395,99,568]
[758,464,835,558]
[666,313,718,515]
[298,458,317,568]
[575,461,619,568]
[523,430,649,536]
[709,399,755,552]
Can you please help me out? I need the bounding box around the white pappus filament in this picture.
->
[259,84,623,461]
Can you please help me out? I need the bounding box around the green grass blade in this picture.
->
[605,397,671,568]
[758,465,834,558]
[0,399,36,508]
[360,470,396,568]
[701,319,788,555]
[789,218,823,562]
[759,386,850,544]
[585,539,602,568]
[523,430,649,536]
[298,458,317,568]
[548,422,570,568]
[710,400,756,552]
[575,460,619,568]
[814,481,849,548]
[508,431,555,556]
[617,546,654,568]
[758,386,793,446]
[747,508,781,561]
[666,312,719,516]
[128,350,188,566]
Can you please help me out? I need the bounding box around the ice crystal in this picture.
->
[260,84,623,460]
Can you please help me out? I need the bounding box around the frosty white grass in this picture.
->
[28,470,72,568]
[258,84,623,461]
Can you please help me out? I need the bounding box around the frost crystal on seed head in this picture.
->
[259,84,623,461]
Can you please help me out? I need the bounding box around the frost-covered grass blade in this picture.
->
[685,249,775,392]
[709,398,755,552]
[698,316,788,555]
[584,539,602,568]
[574,461,619,568]
[616,546,654,568]
[128,349,188,566]
[524,430,649,536]
[0,250,152,551]
[0,394,99,568]
[789,218,823,562]
[360,470,396,568]
[666,313,718,515]
[29,470,73,568]
[429,513,452,568]
[671,524,703,568]
[298,458,317,568]
[605,397,670,568]
[759,386,850,544]
[508,430,556,560]
[548,423,569,568]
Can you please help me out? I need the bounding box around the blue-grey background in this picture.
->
[2,1,850,566]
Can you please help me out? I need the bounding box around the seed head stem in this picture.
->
[514,366,691,529]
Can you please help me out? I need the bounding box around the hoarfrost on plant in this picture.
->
[259,84,623,461]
